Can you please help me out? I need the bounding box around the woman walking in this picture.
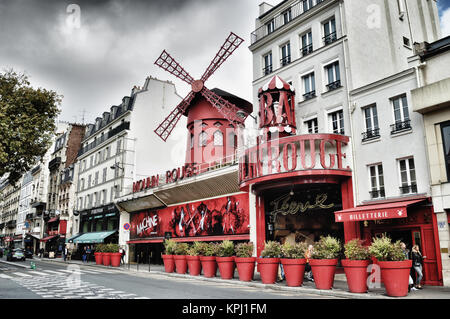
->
[411,245,424,289]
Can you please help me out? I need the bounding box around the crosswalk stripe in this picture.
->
[42,270,67,275]
[0,274,13,279]
[28,271,51,276]
[12,272,32,277]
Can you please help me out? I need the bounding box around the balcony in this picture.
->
[251,0,327,45]
[370,188,385,199]
[400,184,417,195]
[390,120,411,134]
[48,157,61,171]
[280,55,291,67]
[262,65,273,76]
[326,80,341,92]
[362,128,380,142]
[303,91,316,100]
[323,31,337,45]
[301,44,313,57]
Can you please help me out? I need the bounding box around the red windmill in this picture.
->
[153,32,250,142]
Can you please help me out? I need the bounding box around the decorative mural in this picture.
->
[130,193,249,240]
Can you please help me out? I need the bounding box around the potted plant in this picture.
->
[341,239,371,293]
[216,240,235,280]
[186,242,202,276]
[162,239,176,273]
[199,242,218,278]
[280,242,308,287]
[94,244,104,265]
[309,236,341,290]
[173,242,189,274]
[109,244,122,267]
[102,244,112,266]
[234,242,256,282]
[257,241,281,284]
[369,234,412,297]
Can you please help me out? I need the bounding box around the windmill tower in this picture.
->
[153,32,252,166]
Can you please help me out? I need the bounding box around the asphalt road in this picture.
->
[0,257,337,300]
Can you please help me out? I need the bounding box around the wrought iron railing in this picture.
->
[400,184,417,194]
[323,31,337,45]
[262,65,273,76]
[326,80,341,91]
[303,91,316,100]
[280,55,291,67]
[362,128,380,141]
[391,120,411,134]
[301,44,313,57]
[370,188,385,199]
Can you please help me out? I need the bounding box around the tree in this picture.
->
[0,69,61,184]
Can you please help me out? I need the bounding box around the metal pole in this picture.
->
[149,252,152,272]
[137,254,139,271]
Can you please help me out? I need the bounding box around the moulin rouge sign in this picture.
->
[239,134,351,186]
[133,163,198,193]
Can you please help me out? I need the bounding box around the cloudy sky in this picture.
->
[1,0,450,126]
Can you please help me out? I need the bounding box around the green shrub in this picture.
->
[235,242,254,258]
[311,236,341,259]
[281,242,308,259]
[174,242,189,255]
[187,242,202,256]
[344,239,370,260]
[217,240,235,257]
[203,242,219,257]
[164,239,177,255]
[96,244,105,253]
[261,241,281,258]
[369,234,406,261]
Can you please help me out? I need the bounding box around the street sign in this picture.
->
[123,223,130,231]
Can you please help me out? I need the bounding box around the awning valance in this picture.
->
[66,233,83,243]
[73,231,117,244]
[47,217,59,223]
[334,199,426,223]
[40,235,58,242]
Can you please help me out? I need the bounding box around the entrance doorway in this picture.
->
[134,243,163,264]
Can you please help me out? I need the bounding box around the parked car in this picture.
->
[6,248,26,261]
[24,250,33,259]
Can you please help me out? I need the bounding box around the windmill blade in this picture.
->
[154,91,196,142]
[200,87,248,125]
[154,50,195,85]
[200,32,244,83]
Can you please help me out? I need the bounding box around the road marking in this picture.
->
[28,271,51,276]
[0,274,13,279]
[12,272,32,277]
[42,270,66,275]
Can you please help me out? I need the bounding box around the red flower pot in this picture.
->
[162,255,175,273]
[186,255,202,276]
[378,260,412,297]
[94,252,103,265]
[102,253,112,266]
[110,252,122,267]
[216,257,235,280]
[174,255,188,274]
[235,257,256,281]
[257,258,280,284]
[200,256,217,278]
[341,259,370,293]
[280,258,306,287]
[309,259,338,290]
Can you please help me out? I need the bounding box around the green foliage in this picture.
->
[235,242,254,258]
[174,242,189,255]
[96,244,105,253]
[0,69,61,184]
[281,242,308,259]
[100,243,119,253]
[187,242,203,256]
[164,239,177,255]
[369,234,407,262]
[344,239,370,260]
[216,240,235,257]
[203,242,219,257]
[261,241,282,258]
[311,236,341,259]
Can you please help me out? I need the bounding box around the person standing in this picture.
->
[63,245,68,262]
[400,242,416,292]
[82,246,87,263]
[304,244,314,282]
[120,246,126,265]
[86,245,92,263]
[411,245,424,289]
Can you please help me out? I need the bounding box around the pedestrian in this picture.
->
[304,244,314,282]
[120,247,126,265]
[411,245,424,289]
[400,242,416,292]
[39,248,44,259]
[82,246,87,263]
[86,245,92,263]
[63,245,68,262]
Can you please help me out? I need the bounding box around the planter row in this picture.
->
[94,252,122,267]
[163,255,413,297]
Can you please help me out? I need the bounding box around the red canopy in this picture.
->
[334,199,426,223]
[47,217,59,223]
[40,235,58,242]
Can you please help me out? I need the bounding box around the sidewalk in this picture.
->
[38,257,450,299]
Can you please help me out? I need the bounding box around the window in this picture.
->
[324,61,341,91]
[90,156,94,168]
[116,139,122,155]
[213,131,223,146]
[302,72,316,100]
[362,104,380,141]
[105,147,110,160]
[282,8,292,25]
[263,52,273,76]
[301,31,313,56]
[199,131,207,147]
[391,94,411,133]
[323,17,337,44]
[330,110,344,135]
[190,134,194,149]
[94,171,99,185]
[266,19,275,35]
[305,118,318,134]
[441,121,450,181]
[81,178,85,191]
[102,189,107,205]
[403,36,411,47]
[280,42,291,66]
[87,175,91,188]
[102,168,107,183]
[302,0,313,12]
[398,157,417,194]
[369,164,385,199]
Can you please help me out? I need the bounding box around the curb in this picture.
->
[0,259,30,269]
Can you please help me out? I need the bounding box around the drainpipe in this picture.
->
[339,0,358,207]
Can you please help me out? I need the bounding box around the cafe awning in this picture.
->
[40,235,58,242]
[66,233,83,243]
[334,198,427,222]
[72,231,117,244]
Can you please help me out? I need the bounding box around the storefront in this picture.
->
[334,197,443,285]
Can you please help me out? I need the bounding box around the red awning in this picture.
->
[48,217,59,223]
[40,235,58,242]
[334,199,426,223]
